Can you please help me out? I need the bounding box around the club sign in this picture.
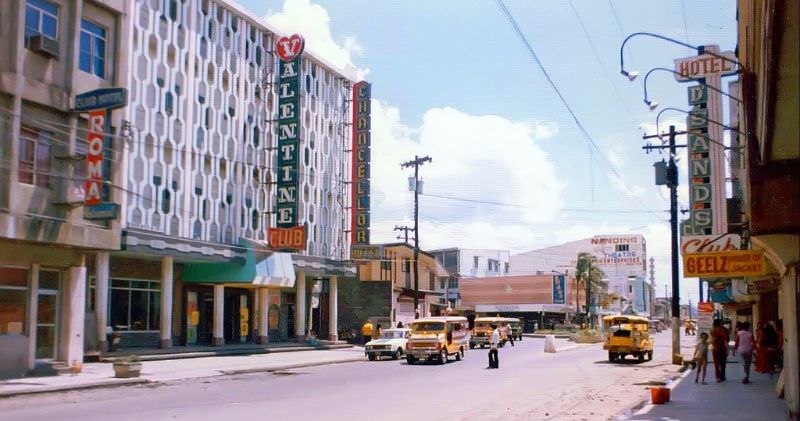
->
[269,34,306,251]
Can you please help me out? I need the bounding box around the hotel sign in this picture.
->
[683,250,766,278]
[673,51,738,82]
[270,34,306,250]
[682,84,714,236]
[75,88,127,220]
[351,81,372,246]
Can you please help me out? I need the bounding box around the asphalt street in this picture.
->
[0,332,693,421]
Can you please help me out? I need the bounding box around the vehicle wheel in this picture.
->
[393,349,402,360]
[481,344,485,349]
[647,351,653,361]
[406,355,416,365]
[455,348,462,361]
[638,353,645,363]
[469,343,475,349]
[368,354,376,361]
[518,335,523,341]
[460,347,465,358]
[608,352,615,362]
[439,350,448,364]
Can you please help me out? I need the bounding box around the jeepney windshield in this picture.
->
[381,330,405,339]
[412,322,444,332]
[475,321,492,328]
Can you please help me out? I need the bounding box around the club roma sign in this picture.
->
[270,34,306,251]
[351,81,371,246]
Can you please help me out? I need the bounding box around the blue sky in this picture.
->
[241,0,738,305]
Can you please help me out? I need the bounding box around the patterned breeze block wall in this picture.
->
[124,0,353,260]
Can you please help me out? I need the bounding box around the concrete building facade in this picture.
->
[0,0,132,377]
[429,248,510,309]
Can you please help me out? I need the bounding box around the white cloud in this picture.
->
[368,103,565,250]
[265,0,368,79]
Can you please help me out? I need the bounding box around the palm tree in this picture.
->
[575,252,607,324]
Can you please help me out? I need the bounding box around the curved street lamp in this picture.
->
[619,32,742,82]
[643,67,742,111]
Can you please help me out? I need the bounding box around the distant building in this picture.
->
[460,274,578,330]
[510,235,652,314]
[429,248,510,308]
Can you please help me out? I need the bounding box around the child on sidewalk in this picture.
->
[694,332,709,384]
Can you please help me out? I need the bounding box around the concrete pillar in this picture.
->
[61,266,86,368]
[95,252,109,352]
[258,288,269,344]
[160,256,174,348]
[328,277,338,341]
[25,264,40,370]
[213,284,224,346]
[295,271,306,339]
[781,267,798,415]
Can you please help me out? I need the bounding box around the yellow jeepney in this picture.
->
[406,317,469,365]
[470,317,509,349]
[603,315,654,363]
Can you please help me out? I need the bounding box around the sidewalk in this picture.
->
[630,360,790,420]
[0,347,365,398]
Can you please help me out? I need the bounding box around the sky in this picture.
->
[237,0,738,306]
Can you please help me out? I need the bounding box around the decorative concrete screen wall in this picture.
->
[125,0,353,260]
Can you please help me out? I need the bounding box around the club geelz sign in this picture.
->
[683,250,766,278]
[351,81,372,249]
[269,34,307,251]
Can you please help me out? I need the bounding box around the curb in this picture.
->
[220,357,366,375]
[101,344,354,362]
[0,378,149,399]
[523,334,571,339]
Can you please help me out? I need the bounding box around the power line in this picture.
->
[567,0,639,126]
[420,192,665,213]
[680,0,691,43]
[494,0,657,213]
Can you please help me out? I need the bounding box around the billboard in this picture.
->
[682,250,766,278]
[552,275,566,304]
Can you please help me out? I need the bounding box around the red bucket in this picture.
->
[650,387,670,404]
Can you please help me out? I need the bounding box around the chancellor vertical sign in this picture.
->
[351,81,371,246]
[269,34,307,251]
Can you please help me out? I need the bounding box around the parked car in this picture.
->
[365,328,411,361]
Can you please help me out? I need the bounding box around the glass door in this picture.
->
[36,270,61,360]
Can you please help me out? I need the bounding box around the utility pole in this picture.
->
[393,225,413,245]
[401,155,432,319]
[643,125,684,365]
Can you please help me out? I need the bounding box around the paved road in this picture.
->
[0,332,693,421]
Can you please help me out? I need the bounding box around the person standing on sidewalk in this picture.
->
[693,332,710,384]
[734,322,755,384]
[711,319,730,382]
[361,320,373,345]
[488,324,500,369]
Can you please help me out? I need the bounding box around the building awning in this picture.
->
[181,240,295,287]
[253,252,295,287]
[396,287,443,301]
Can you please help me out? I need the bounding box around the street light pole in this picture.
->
[401,155,432,319]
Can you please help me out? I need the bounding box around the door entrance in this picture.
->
[224,288,252,344]
[35,270,60,360]
[184,286,214,345]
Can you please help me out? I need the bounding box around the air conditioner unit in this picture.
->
[28,35,59,59]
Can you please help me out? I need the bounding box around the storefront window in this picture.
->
[0,268,28,335]
[107,279,160,331]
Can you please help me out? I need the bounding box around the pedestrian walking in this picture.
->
[361,320,373,345]
[693,332,709,384]
[734,322,755,384]
[756,321,778,374]
[375,323,382,339]
[711,319,729,382]
[503,324,514,346]
[487,324,500,369]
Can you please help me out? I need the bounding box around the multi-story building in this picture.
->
[737,0,799,414]
[430,248,510,308]
[510,234,651,315]
[350,243,448,329]
[0,0,132,377]
[1,0,360,378]
[100,0,357,350]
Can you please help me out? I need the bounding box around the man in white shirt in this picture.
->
[488,324,500,369]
